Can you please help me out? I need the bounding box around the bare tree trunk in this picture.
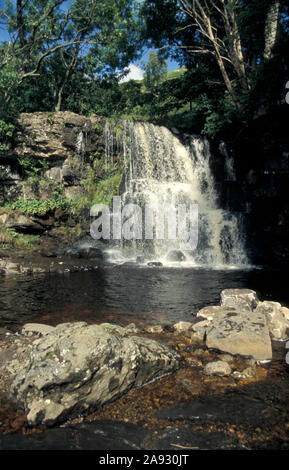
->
[54,46,79,112]
[264,0,280,60]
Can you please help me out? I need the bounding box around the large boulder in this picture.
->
[220,289,259,312]
[255,301,289,341]
[10,322,180,426]
[205,309,272,361]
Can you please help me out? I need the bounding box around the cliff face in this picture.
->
[0,111,106,204]
[13,112,103,162]
[0,110,288,268]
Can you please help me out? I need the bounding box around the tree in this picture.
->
[141,0,288,132]
[0,0,144,114]
[143,51,167,91]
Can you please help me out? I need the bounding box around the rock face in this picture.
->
[220,289,259,312]
[13,112,102,164]
[10,322,180,426]
[255,301,289,341]
[205,309,272,360]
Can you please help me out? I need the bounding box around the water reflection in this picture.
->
[0,266,288,330]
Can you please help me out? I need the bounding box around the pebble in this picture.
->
[204,360,232,377]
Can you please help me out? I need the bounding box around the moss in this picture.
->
[0,227,40,250]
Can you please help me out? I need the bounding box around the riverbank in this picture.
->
[0,289,289,450]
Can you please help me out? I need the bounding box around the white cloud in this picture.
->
[119,64,144,83]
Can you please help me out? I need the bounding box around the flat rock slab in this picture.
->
[10,322,180,426]
[205,309,272,360]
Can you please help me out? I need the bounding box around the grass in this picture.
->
[0,227,40,250]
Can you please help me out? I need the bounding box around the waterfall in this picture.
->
[103,120,248,268]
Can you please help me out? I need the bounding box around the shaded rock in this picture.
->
[0,420,146,450]
[191,320,210,341]
[255,301,289,341]
[147,261,163,267]
[204,360,232,377]
[206,310,272,360]
[0,212,45,234]
[157,381,288,428]
[45,167,63,184]
[148,427,241,450]
[10,322,180,426]
[220,289,259,312]
[0,327,11,336]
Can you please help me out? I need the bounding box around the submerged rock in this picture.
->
[10,322,180,426]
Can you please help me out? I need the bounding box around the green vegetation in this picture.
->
[0,0,288,247]
[0,227,40,250]
[7,195,70,217]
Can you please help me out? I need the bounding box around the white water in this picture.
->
[103,120,249,268]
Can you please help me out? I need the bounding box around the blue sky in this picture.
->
[0,0,180,80]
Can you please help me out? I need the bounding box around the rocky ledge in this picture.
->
[191,288,289,358]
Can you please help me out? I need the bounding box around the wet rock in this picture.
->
[205,309,272,360]
[204,361,232,377]
[145,325,164,333]
[166,250,186,262]
[173,321,193,333]
[124,323,140,334]
[0,327,11,336]
[149,427,242,450]
[157,382,285,427]
[0,420,147,450]
[10,322,180,426]
[147,261,163,267]
[220,289,259,312]
[255,301,289,341]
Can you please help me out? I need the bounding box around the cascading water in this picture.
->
[103,120,248,268]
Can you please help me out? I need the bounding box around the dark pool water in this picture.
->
[0,265,288,330]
